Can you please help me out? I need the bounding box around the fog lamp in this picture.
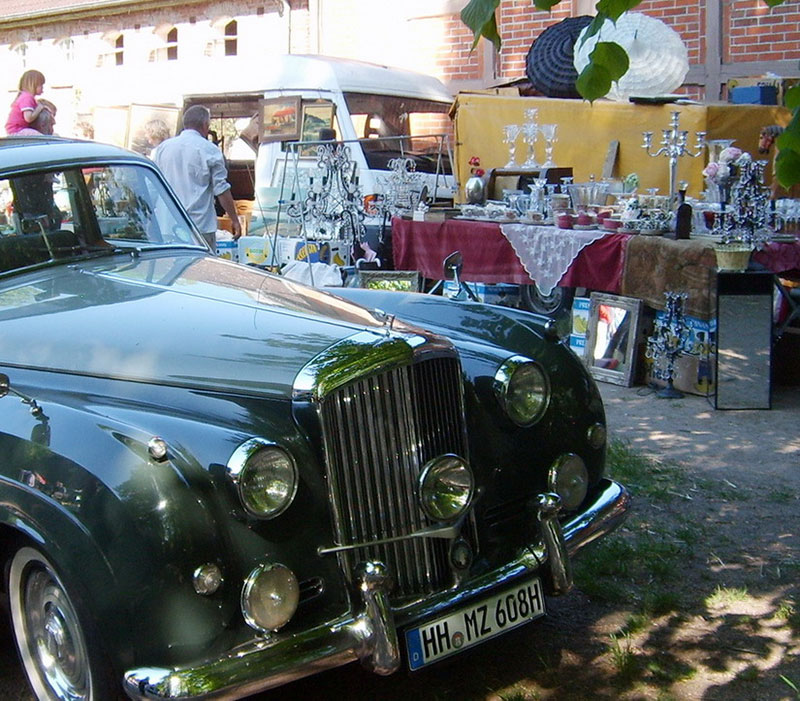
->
[241,563,299,633]
[418,455,474,522]
[548,454,589,511]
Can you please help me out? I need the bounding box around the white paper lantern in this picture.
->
[573,13,689,101]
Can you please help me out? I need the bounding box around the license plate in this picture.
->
[405,577,545,670]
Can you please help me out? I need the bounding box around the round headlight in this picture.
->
[241,563,299,633]
[227,440,298,519]
[494,356,549,426]
[548,454,589,511]
[418,455,474,522]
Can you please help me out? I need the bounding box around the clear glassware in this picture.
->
[539,124,558,167]
[560,176,573,193]
[521,122,540,168]
[502,124,521,169]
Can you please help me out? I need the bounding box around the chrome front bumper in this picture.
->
[124,479,630,700]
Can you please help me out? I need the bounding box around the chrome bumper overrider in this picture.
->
[124,479,630,700]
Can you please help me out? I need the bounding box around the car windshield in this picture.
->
[0,163,201,274]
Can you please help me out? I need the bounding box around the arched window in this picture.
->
[167,27,178,61]
[224,20,237,56]
[115,34,124,66]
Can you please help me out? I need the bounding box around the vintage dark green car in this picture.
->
[0,136,629,700]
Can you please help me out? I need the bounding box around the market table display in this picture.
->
[392,216,800,320]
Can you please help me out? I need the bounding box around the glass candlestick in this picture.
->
[521,122,540,168]
[503,124,521,169]
[540,124,558,167]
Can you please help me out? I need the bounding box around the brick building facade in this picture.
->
[1,0,798,136]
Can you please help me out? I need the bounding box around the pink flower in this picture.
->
[718,146,742,163]
[702,161,720,179]
[468,155,481,167]
[469,155,484,177]
[474,167,485,177]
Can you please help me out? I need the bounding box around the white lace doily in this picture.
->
[500,224,608,295]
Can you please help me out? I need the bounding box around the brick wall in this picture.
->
[726,0,800,63]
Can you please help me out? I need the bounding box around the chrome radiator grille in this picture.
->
[319,355,468,598]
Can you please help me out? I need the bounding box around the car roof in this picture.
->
[0,136,148,173]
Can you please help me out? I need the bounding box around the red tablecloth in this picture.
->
[392,217,629,293]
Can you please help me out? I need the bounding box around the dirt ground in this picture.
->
[1,382,798,700]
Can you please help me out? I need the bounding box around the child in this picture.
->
[5,70,50,135]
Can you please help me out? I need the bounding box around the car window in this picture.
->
[0,164,200,275]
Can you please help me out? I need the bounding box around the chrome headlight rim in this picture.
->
[418,454,475,523]
[548,453,589,512]
[493,355,550,427]
[241,562,299,633]
[227,438,298,519]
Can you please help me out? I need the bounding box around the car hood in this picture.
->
[0,252,427,397]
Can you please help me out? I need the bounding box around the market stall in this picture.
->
[392,216,800,320]
[452,94,791,199]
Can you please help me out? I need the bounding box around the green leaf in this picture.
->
[579,12,610,46]
[596,0,642,21]
[776,111,800,152]
[461,0,501,49]
[784,84,800,111]
[590,41,629,81]
[775,148,800,189]
[576,62,614,102]
[762,0,785,6]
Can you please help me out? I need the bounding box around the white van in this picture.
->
[183,55,456,238]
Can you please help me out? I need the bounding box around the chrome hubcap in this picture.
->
[10,548,91,701]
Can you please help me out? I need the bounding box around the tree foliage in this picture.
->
[460,0,799,187]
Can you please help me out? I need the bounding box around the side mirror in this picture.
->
[0,373,10,399]
[442,251,463,280]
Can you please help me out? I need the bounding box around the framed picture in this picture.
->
[126,104,180,157]
[260,96,302,142]
[299,101,336,152]
[356,270,421,292]
[584,293,643,387]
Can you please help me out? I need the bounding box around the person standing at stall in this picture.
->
[152,104,241,249]
[5,70,55,135]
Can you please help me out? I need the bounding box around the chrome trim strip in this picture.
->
[292,330,449,402]
[123,479,630,700]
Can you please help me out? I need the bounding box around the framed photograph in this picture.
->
[260,96,302,142]
[356,270,421,292]
[126,104,180,157]
[584,292,643,387]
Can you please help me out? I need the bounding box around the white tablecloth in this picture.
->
[500,224,608,294]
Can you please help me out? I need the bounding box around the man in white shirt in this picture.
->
[153,105,241,248]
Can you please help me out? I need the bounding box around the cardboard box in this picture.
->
[569,296,590,357]
[731,85,778,105]
[443,280,520,307]
[726,77,800,106]
[275,237,322,264]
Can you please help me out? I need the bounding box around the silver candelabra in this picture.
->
[642,111,705,209]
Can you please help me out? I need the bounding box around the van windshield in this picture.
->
[344,93,453,175]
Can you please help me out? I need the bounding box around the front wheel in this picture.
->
[8,545,116,701]
[520,284,575,316]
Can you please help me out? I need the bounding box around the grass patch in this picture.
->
[767,487,794,503]
[605,440,688,502]
[704,585,749,608]
[608,632,638,681]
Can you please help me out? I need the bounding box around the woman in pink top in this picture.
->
[5,70,49,135]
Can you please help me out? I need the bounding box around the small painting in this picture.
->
[260,96,302,142]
